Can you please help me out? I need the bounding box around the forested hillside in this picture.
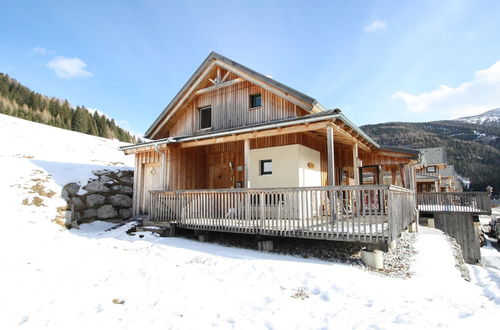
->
[361,118,500,194]
[0,73,137,143]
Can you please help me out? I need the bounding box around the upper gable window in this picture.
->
[199,106,212,129]
[250,94,262,108]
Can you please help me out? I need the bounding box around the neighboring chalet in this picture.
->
[415,147,490,263]
[415,147,463,192]
[121,52,420,248]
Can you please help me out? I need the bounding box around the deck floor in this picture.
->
[152,215,390,243]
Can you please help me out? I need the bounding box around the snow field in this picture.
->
[0,114,499,329]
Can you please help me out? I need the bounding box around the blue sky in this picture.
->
[1,0,499,135]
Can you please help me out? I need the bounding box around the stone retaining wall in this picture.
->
[61,169,134,227]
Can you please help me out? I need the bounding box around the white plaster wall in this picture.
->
[298,145,321,187]
[249,144,321,188]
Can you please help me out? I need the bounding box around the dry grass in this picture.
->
[14,154,34,159]
[22,196,46,207]
[29,182,56,198]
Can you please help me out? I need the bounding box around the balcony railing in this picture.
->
[148,185,417,244]
[417,192,491,215]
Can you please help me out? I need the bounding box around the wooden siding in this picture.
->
[162,74,308,138]
[132,151,162,215]
[434,213,481,264]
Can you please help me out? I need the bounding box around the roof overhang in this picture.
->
[121,112,380,154]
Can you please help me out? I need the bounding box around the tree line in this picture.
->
[0,73,138,143]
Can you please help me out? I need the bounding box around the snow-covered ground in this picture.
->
[1,114,499,329]
[480,206,500,270]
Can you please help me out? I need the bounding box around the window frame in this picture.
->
[426,166,436,173]
[249,93,262,109]
[260,159,272,176]
[199,106,212,130]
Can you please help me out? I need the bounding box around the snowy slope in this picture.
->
[457,108,500,125]
[0,114,499,329]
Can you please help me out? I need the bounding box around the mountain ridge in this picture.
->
[456,108,500,125]
[361,108,500,196]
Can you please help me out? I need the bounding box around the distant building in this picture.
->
[415,147,463,192]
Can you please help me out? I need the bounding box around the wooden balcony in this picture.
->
[148,185,417,244]
[417,192,491,215]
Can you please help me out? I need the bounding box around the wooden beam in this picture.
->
[194,78,244,95]
[353,143,360,185]
[179,121,329,149]
[327,125,335,186]
[244,139,250,188]
[221,71,230,83]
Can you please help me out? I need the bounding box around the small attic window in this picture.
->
[199,106,212,129]
[250,94,262,108]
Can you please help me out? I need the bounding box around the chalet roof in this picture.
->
[439,164,458,178]
[379,145,420,156]
[145,51,327,139]
[419,147,447,166]
[121,110,379,152]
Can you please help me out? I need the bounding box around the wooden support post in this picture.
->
[378,165,384,185]
[327,124,336,186]
[166,148,171,190]
[244,139,250,188]
[132,154,140,216]
[352,143,359,185]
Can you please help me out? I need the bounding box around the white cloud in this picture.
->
[32,46,54,55]
[364,20,387,32]
[393,60,500,118]
[46,56,93,79]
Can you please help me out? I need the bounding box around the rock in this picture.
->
[111,185,133,194]
[82,208,97,219]
[109,194,133,208]
[62,183,80,197]
[86,194,106,208]
[70,197,85,210]
[64,211,73,228]
[97,205,117,219]
[61,189,70,202]
[119,208,132,219]
[92,169,110,176]
[99,175,114,183]
[83,180,110,193]
[121,170,133,177]
[118,176,134,185]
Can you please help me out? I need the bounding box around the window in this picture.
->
[199,106,212,129]
[250,94,262,108]
[426,166,436,173]
[260,159,272,175]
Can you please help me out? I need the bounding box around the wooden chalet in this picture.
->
[121,52,420,246]
[415,147,463,193]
